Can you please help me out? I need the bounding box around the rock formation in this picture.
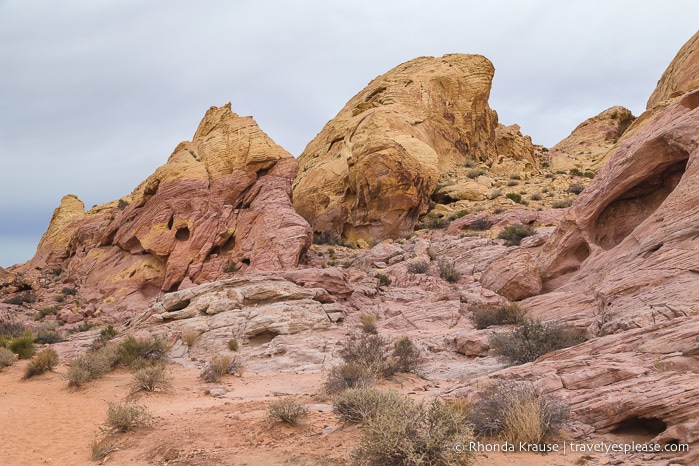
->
[25,104,311,300]
[647,30,699,109]
[293,54,535,244]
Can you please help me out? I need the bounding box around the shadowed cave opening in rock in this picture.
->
[175,227,190,241]
[611,416,667,438]
[248,330,278,346]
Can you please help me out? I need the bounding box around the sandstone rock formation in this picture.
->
[26,104,311,300]
[293,54,535,244]
[647,29,699,108]
[548,105,635,172]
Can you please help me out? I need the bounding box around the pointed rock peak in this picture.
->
[647,30,699,109]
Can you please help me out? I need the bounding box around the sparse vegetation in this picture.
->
[426,246,438,261]
[569,168,584,177]
[466,168,485,179]
[61,286,77,296]
[359,314,378,334]
[332,387,408,424]
[35,305,59,320]
[583,170,595,179]
[200,354,243,382]
[375,273,391,287]
[472,302,527,329]
[438,259,461,283]
[567,182,585,194]
[468,218,493,231]
[505,192,523,204]
[90,436,117,461]
[530,191,543,201]
[3,291,36,305]
[391,336,423,374]
[0,319,27,338]
[353,397,473,466]
[224,261,239,273]
[509,173,521,180]
[267,398,308,425]
[552,197,574,208]
[34,323,64,344]
[497,224,535,246]
[66,344,120,386]
[131,362,173,393]
[468,382,569,444]
[104,401,151,433]
[506,179,520,187]
[8,332,36,359]
[407,260,429,274]
[419,213,450,229]
[490,319,586,365]
[23,348,59,379]
[325,361,376,393]
[228,339,239,351]
[464,157,479,168]
[117,335,168,368]
[181,330,200,347]
[0,347,16,369]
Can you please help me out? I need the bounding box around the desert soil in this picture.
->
[0,359,655,466]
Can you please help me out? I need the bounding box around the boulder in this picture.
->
[480,249,541,301]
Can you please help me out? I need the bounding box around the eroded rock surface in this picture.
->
[23,104,311,302]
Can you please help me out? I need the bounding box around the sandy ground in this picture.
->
[0,359,665,466]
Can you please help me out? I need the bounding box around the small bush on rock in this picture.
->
[0,347,15,369]
[117,335,168,367]
[407,260,429,274]
[325,361,376,393]
[497,224,535,246]
[490,319,586,365]
[392,336,423,374]
[438,260,461,283]
[66,345,120,386]
[375,273,391,287]
[472,302,526,329]
[359,314,378,334]
[200,354,243,382]
[332,388,408,424]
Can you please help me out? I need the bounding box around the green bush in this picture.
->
[569,168,583,177]
[466,168,485,179]
[0,319,27,338]
[8,332,36,359]
[567,182,585,194]
[0,347,16,369]
[34,324,64,344]
[35,305,59,320]
[61,286,77,296]
[267,398,308,425]
[506,192,523,203]
[66,345,120,386]
[490,319,586,365]
[497,224,535,246]
[104,401,151,433]
[224,261,239,273]
[552,197,574,208]
[583,170,595,179]
[353,397,473,466]
[468,382,569,444]
[391,336,423,374]
[92,325,117,349]
[227,339,239,351]
[332,388,408,424]
[506,179,520,187]
[406,260,429,274]
[468,218,493,231]
[509,173,521,180]
[472,302,526,329]
[438,260,461,283]
[117,335,168,367]
[419,213,449,230]
[23,348,59,379]
[375,273,391,287]
[131,362,172,393]
[530,192,543,201]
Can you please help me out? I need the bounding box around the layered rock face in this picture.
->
[647,30,699,108]
[28,104,311,297]
[293,54,534,244]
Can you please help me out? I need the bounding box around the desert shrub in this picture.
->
[55,295,64,303]
[530,192,543,201]
[567,182,585,194]
[505,192,523,204]
[313,231,340,245]
[359,314,378,334]
[23,348,59,379]
[490,319,586,365]
[426,246,438,261]
[392,336,423,374]
[339,333,391,374]
[506,179,519,187]
[104,401,151,433]
[407,260,429,274]
[569,168,584,177]
[468,217,493,231]
[438,260,461,283]
[464,157,478,168]
[468,382,569,444]
[332,388,408,424]
[8,332,36,359]
[227,339,239,351]
[267,398,308,425]
[466,168,485,179]
[66,344,120,386]
[509,173,521,180]
[92,325,117,349]
[453,209,470,219]
[353,397,473,466]
[419,213,449,230]
[117,335,168,367]
[325,361,376,393]
[61,286,77,296]
[375,273,391,287]
[3,291,35,305]
[131,362,173,393]
[472,302,526,329]
[35,305,59,320]
[200,354,243,382]
[583,170,595,179]
[223,261,239,273]
[34,324,64,344]
[497,224,534,246]
[0,319,27,338]
[90,436,117,461]
[0,347,16,369]
[552,197,574,208]
[181,330,200,347]
[488,189,503,200]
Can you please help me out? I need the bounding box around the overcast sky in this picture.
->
[1,1,698,267]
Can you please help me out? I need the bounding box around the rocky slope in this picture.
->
[293,54,537,245]
[22,104,311,309]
